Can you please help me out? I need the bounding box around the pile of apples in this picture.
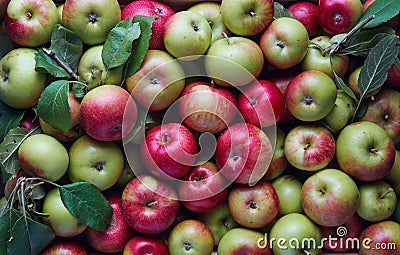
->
[0,0,399,254]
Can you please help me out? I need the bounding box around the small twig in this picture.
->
[41,47,79,80]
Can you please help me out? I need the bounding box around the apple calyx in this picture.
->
[192,23,200,32]
[304,95,313,105]
[87,13,99,24]
[161,132,170,145]
[248,200,258,209]
[334,12,344,24]
[184,241,192,251]
[369,147,379,154]
[275,40,285,49]
[249,10,257,17]
[379,188,394,199]
[1,70,9,82]
[93,161,106,171]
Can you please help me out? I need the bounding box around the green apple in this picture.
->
[163,10,212,59]
[18,134,69,182]
[0,48,46,109]
[324,89,357,132]
[218,228,272,254]
[347,66,381,99]
[68,135,124,191]
[62,0,121,45]
[57,4,64,25]
[263,128,288,181]
[385,150,400,195]
[260,17,309,69]
[78,45,124,89]
[42,188,87,237]
[272,175,304,217]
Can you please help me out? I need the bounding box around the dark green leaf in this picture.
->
[0,102,24,142]
[0,209,21,254]
[103,19,141,69]
[273,2,294,19]
[357,0,400,29]
[37,80,71,132]
[35,49,70,78]
[59,182,113,231]
[71,82,87,99]
[330,55,358,101]
[126,15,157,77]
[50,24,83,73]
[355,100,369,119]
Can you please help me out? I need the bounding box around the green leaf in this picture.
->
[35,49,70,78]
[37,80,71,132]
[0,209,21,254]
[102,19,141,69]
[273,2,294,19]
[59,182,113,231]
[71,82,87,99]
[330,55,358,101]
[126,15,157,77]
[0,102,24,143]
[357,0,400,29]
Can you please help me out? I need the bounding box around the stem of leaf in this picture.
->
[41,48,79,80]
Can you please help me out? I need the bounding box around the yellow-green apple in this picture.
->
[5,0,58,47]
[215,123,273,185]
[238,79,285,128]
[126,49,185,111]
[219,228,272,254]
[272,175,304,217]
[220,0,274,36]
[348,66,381,99]
[301,169,360,227]
[204,36,264,87]
[80,84,138,141]
[336,121,396,182]
[57,4,64,25]
[260,17,309,70]
[0,48,46,109]
[197,201,239,245]
[121,0,174,50]
[123,235,169,255]
[67,135,125,191]
[262,128,288,181]
[85,191,133,253]
[179,161,228,213]
[39,91,83,142]
[140,122,197,179]
[163,10,212,58]
[324,89,357,132]
[18,133,69,182]
[168,219,214,255]
[284,124,336,171]
[285,70,337,122]
[288,1,320,37]
[385,150,400,195]
[301,35,349,79]
[62,0,121,45]
[40,241,87,255]
[178,81,237,133]
[317,0,363,35]
[42,188,87,237]
[188,1,230,42]
[78,45,125,90]
[121,175,179,234]
[228,180,279,229]
[358,220,400,255]
[269,213,322,255]
[361,88,400,144]
[357,180,397,222]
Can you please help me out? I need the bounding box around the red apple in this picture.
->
[359,221,400,255]
[40,240,87,255]
[288,1,320,37]
[19,109,35,131]
[123,235,169,255]
[385,64,400,89]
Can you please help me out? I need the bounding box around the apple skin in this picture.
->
[5,0,58,47]
[168,219,215,255]
[285,69,337,122]
[121,175,180,235]
[178,81,237,133]
[358,220,400,255]
[348,66,381,99]
[385,63,400,89]
[62,0,121,45]
[42,188,87,237]
[85,191,133,253]
[228,180,279,229]
[288,1,320,37]
[123,235,169,255]
[317,0,363,35]
[262,128,288,181]
[272,175,304,217]
[40,240,87,255]
[140,122,198,180]
[260,17,309,70]
[215,122,273,185]
[361,88,400,144]
[220,0,274,36]
[238,79,285,128]
[121,0,174,50]
[357,180,397,222]
[324,89,357,132]
[284,124,336,171]
[67,135,125,191]
[336,121,396,182]
[0,48,46,109]
[80,84,138,142]
[218,228,272,255]
[18,134,69,182]
[301,169,360,227]
[385,150,400,196]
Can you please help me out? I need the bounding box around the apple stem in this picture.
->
[147,201,158,208]
[41,47,79,80]
[222,32,231,45]
[379,188,394,199]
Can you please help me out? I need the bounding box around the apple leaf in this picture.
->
[71,81,88,99]
[273,2,294,19]
[126,15,157,77]
[35,49,71,78]
[357,0,400,29]
[0,102,24,143]
[37,80,71,132]
[102,18,141,70]
[59,182,113,231]
[0,208,21,254]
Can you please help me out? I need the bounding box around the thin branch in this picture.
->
[41,47,79,80]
